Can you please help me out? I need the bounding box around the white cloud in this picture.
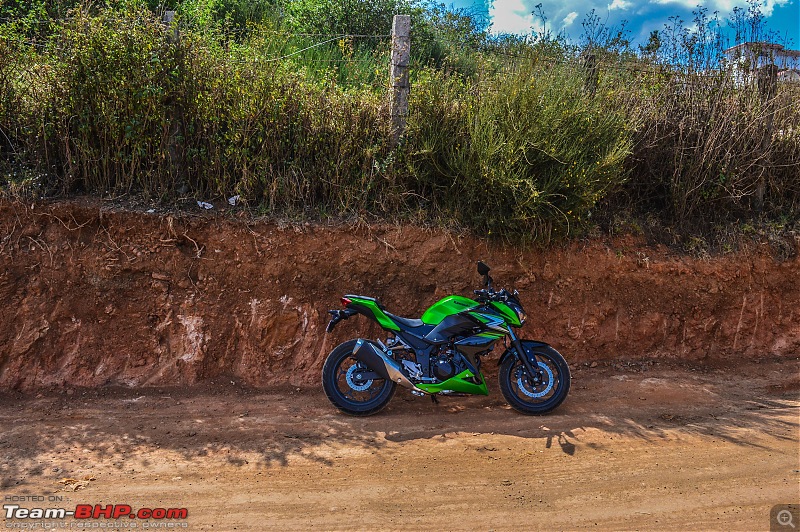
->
[762,0,790,17]
[562,11,579,26]
[713,0,740,11]
[651,0,702,8]
[652,0,788,12]
[488,0,797,39]
[608,0,632,10]
[490,0,538,34]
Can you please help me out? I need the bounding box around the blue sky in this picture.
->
[449,0,799,49]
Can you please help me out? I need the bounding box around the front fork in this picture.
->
[507,327,538,377]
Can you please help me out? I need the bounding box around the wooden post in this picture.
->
[583,53,598,96]
[755,63,778,212]
[757,63,778,100]
[389,15,411,148]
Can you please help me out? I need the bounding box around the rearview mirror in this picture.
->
[477,261,491,276]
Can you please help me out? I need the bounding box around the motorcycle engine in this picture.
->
[431,347,465,381]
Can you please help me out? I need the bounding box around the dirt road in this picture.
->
[1,359,798,530]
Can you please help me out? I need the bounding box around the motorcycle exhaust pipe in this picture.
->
[352,339,425,392]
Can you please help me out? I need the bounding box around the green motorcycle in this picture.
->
[323,261,570,416]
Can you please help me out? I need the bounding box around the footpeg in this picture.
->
[401,359,423,380]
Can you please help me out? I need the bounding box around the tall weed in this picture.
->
[408,60,632,239]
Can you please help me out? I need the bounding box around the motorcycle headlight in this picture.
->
[509,302,526,325]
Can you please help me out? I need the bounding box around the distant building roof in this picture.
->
[778,68,800,82]
[723,42,800,58]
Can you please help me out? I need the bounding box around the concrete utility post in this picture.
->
[163,10,183,185]
[389,15,411,148]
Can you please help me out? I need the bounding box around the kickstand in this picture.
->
[430,394,439,404]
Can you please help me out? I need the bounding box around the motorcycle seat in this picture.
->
[385,312,425,330]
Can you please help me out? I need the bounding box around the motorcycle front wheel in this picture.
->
[322,339,396,416]
[498,343,570,415]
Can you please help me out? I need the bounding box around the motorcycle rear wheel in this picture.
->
[322,339,396,416]
[498,343,570,415]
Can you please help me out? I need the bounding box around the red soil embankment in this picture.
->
[0,198,798,390]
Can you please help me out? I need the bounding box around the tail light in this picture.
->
[341,297,352,307]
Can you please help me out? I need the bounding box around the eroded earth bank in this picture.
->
[0,198,798,390]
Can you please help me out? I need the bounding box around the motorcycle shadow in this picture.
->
[363,373,798,458]
[371,392,580,456]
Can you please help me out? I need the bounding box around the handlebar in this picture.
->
[474,288,510,303]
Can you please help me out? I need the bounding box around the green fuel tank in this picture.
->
[420,295,480,325]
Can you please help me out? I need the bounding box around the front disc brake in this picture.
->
[516,361,554,398]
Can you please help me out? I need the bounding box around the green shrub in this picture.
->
[407,59,633,239]
[47,5,181,194]
[0,6,398,210]
[179,0,277,30]
[283,0,409,38]
[178,37,395,211]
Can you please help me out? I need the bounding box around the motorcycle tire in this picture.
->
[322,339,397,416]
[499,342,570,415]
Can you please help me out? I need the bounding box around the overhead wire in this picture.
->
[0,14,392,66]
[0,15,758,76]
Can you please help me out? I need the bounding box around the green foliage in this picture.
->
[179,0,277,31]
[408,60,632,239]
[0,0,797,244]
[46,4,181,194]
[177,35,395,211]
[410,2,489,72]
[283,0,409,38]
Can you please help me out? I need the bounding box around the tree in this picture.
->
[641,30,661,57]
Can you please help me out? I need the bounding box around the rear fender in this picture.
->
[345,295,401,332]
